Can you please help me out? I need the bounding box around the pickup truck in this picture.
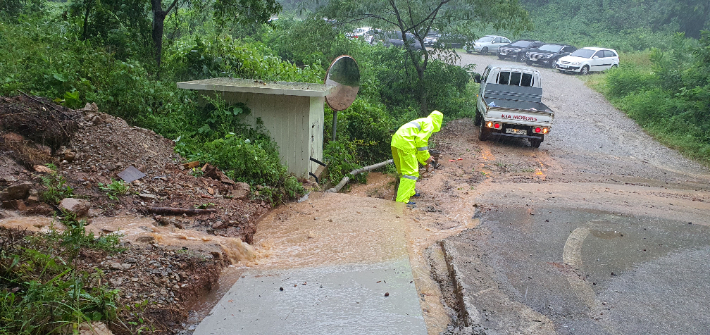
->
[473,64,554,148]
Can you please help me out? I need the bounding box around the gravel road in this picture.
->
[456,52,710,186]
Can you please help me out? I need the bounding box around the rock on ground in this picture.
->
[59,198,91,217]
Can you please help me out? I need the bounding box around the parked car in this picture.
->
[346,27,374,44]
[380,31,423,50]
[464,35,511,54]
[423,31,441,47]
[555,47,619,74]
[497,40,544,62]
[438,33,468,48]
[525,44,577,67]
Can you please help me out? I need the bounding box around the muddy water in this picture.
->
[251,192,408,268]
[342,172,484,334]
[0,215,257,265]
[0,171,487,335]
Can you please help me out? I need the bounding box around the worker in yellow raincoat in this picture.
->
[391,110,443,204]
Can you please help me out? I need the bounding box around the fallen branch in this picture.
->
[147,207,217,215]
[326,159,393,193]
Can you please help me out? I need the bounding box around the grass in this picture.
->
[582,50,710,168]
[39,164,74,205]
[0,213,124,334]
[98,179,130,201]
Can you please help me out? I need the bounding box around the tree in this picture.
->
[72,0,281,77]
[318,0,531,114]
[151,0,281,76]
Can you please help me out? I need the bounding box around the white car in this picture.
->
[465,35,511,54]
[555,47,619,74]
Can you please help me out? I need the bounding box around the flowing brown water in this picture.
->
[0,172,480,334]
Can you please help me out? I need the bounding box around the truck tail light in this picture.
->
[494,123,501,129]
[543,128,549,134]
[535,127,541,133]
[486,122,493,128]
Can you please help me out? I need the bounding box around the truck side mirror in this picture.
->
[473,73,482,83]
[593,56,599,59]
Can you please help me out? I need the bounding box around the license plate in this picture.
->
[506,128,527,135]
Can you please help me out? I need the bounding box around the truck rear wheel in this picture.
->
[479,123,490,141]
[529,135,544,148]
[473,112,482,126]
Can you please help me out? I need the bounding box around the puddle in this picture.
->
[582,218,710,291]
[0,215,57,232]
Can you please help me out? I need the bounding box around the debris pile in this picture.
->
[0,95,271,334]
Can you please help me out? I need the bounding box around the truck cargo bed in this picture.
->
[483,84,553,114]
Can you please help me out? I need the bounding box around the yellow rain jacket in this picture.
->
[391,111,443,203]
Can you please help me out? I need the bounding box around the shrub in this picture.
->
[605,66,656,98]
[98,179,130,201]
[595,33,710,166]
[0,212,123,334]
[40,164,74,205]
[165,35,324,82]
[323,140,366,187]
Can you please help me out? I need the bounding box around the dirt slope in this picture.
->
[0,95,272,334]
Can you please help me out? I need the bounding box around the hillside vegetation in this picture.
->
[519,0,709,49]
[588,34,710,165]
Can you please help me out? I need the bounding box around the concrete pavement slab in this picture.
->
[193,193,427,335]
[195,257,426,335]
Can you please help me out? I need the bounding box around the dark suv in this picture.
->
[378,31,423,50]
[525,44,577,67]
[497,40,544,62]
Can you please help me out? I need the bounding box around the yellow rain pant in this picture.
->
[392,146,419,203]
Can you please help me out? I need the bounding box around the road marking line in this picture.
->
[563,226,621,335]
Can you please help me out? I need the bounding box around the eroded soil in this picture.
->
[0,96,278,334]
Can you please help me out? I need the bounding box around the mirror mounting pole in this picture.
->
[332,111,338,141]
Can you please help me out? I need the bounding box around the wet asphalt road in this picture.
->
[446,208,710,335]
[439,52,710,334]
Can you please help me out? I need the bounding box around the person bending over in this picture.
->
[390,110,443,204]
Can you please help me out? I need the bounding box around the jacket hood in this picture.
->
[429,110,443,132]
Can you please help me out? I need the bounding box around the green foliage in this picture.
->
[323,141,366,186]
[508,0,710,52]
[98,179,130,201]
[325,100,397,165]
[605,66,656,98]
[0,18,195,124]
[51,210,125,258]
[0,0,44,19]
[40,164,74,205]
[0,213,123,334]
[598,32,710,165]
[194,202,215,209]
[317,0,529,115]
[178,131,285,186]
[265,16,342,68]
[189,167,204,178]
[68,0,152,60]
[283,175,304,199]
[166,35,324,82]
[0,3,482,197]
[423,61,477,119]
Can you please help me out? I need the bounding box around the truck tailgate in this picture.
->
[485,107,554,124]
